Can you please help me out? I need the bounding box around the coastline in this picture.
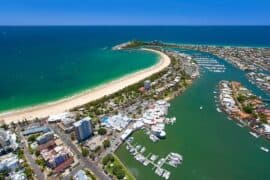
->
[0,48,171,123]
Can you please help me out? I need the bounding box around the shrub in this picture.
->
[35,150,40,156]
[98,128,107,135]
[243,105,253,114]
[112,164,125,179]
[237,94,247,103]
[102,154,114,165]
[103,139,111,149]
[81,147,89,157]
[27,134,39,142]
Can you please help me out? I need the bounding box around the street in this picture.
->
[18,126,45,180]
[49,124,110,180]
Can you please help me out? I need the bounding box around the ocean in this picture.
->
[1,26,270,179]
[1,26,269,112]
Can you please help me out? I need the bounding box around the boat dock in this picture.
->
[125,137,183,179]
[193,57,226,73]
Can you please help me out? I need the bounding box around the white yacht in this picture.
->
[260,146,269,152]
[249,132,259,138]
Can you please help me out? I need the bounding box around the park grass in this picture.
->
[104,153,135,180]
[112,154,135,180]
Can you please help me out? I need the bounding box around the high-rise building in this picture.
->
[73,117,92,142]
[144,80,151,90]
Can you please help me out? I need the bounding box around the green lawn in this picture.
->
[103,153,135,180]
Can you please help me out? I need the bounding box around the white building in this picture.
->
[48,112,75,123]
[0,129,18,150]
[0,153,20,171]
[106,114,131,131]
[121,128,133,140]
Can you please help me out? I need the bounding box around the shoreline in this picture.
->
[0,48,171,124]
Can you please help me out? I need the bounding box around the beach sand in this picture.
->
[0,48,171,124]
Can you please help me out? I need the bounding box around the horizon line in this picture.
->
[0,24,270,27]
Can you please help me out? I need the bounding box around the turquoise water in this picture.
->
[0,27,159,112]
[116,50,270,180]
[1,26,270,112]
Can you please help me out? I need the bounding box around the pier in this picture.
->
[125,138,183,179]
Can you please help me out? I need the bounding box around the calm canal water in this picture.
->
[116,49,270,180]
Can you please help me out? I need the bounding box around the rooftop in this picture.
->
[73,117,91,127]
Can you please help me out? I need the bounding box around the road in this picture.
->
[18,127,45,180]
[62,164,83,180]
[98,129,123,161]
[49,124,110,180]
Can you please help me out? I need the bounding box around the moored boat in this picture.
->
[249,131,259,138]
[260,146,269,152]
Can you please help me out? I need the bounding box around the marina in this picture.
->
[193,57,226,73]
[236,123,244,128]
[101,99,177,143]
[247,72,270,96]
[125,137,183,179]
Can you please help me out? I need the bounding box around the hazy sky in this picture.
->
[0,0,269,25]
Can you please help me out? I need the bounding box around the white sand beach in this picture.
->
[0,48,171,124]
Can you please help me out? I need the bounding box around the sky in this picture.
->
[0,0,270,25]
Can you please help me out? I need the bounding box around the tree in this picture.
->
[29,147,34,154]
[17,149,24,159]
[258,113,267,124]
[243,104,253,114]
[24,167,33,179]
[112,164,125,179]
[27,134,39,142]
[70,132,76,141]
[35,158,46,169]
[0,174,5,180]
[81,147,89,157]
[103,139,111,149]
[98,128,107,135]
[89,152,95,161]
[85,169,97,180]
[35,150,40,156]
[237,94,247,103]
[0,123,8,130]
[0,169,9,177]
[102,154,114,165]
[10,122,16,130]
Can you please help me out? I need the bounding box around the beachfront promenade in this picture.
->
[0,48,171,123]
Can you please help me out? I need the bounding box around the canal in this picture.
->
[116,49,270,180]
